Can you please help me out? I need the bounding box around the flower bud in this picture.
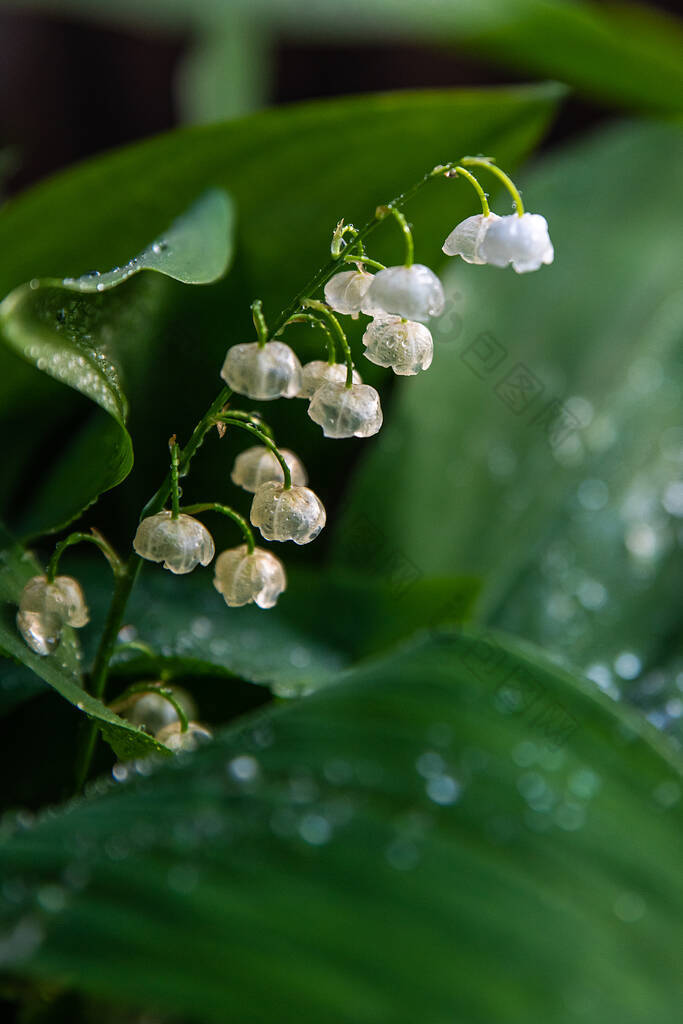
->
[362,316,433,375]
[231,446,307,493]
[156,720,213,752]
[308,381,382,439]
[250,482,326,545]
[214,544,287,608]
[16,574,89,656]
[479,212,554,273]
[442,212,500,264]
[324,269,376,316]
[298,360,363,399]
[133,511,215,575]
[364,264,444,322]
[220,341,302,400]
[124,687,197,734]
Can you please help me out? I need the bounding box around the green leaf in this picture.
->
[0,85,561,538]
[0,527,167,759]
[0,631,680,1022]
[73,559,478,697]
[0,190,234,537]
[334,119,683,721]
[25,0,683,116]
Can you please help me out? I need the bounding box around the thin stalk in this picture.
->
[452,166,490,217]
[180,502,255,554]
[219,415,292,489]
[281,313,336,364]
[46,530,122,584]
[169,438,181,520]
[251,299,269,346]
[376,206,414,267]
[460,156,524,216]
[109,682,189,733]
[302,299,354,387]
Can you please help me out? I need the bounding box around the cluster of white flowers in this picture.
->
[17,574,89,655]
[129,438,330,617]
[442,211,553,273]
[18,155,555,723]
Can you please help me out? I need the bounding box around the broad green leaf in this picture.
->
[0,85,561,539]
[72,559,478,697]
[0,190,234,537]
[0,528,167,760]
[0,631,679,1022]
[334,119,683,727]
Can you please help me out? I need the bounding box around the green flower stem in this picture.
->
[453,166,490,217]
[343,254,386,272]
[302,299,354,388]
[282,313,336,364]
[216,408,274,439]
[46,529,123,584]
[218,414,292,490]
[169,438,181,520]
[251,298,269,347]
[112,639,159,661]
[180,502,255,554]
[108,682,190,733]
[460,156,524,216]
[376,206,414,267]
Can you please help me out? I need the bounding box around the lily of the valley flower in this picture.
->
[213,544,287,608]
[220,341,302,400]
[363,316,433,375]
[308,381,383,438]
[17,574,89,656]
[363,264,445,322]
[231,445,307,493]
[133,511,215,575]
[298,360,363,399]
[250,482,326,545]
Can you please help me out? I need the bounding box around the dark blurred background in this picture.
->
[1,0,679,198]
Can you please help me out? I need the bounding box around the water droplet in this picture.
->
[577,478,609,511]
[228,755,260,783]
[425,775,460,806]
[614,651,642,680]
[298,814,332,846]
[416,751,445,779]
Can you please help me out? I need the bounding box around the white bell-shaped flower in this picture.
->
[298,360,363,399]
[220,341,302,400]
[250,482,326,545]
[231,446,307,493]
[16,574,89,656]
[214,544,287,608]
[156,720,213,752]
[442,212,500,263]
[308,381,382,438]
[324,270,376,316]
[364,264,445,322]
[362,316,433,375]
[479,212,554,273]
[133,511,215,574]
[125,687,196,734]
